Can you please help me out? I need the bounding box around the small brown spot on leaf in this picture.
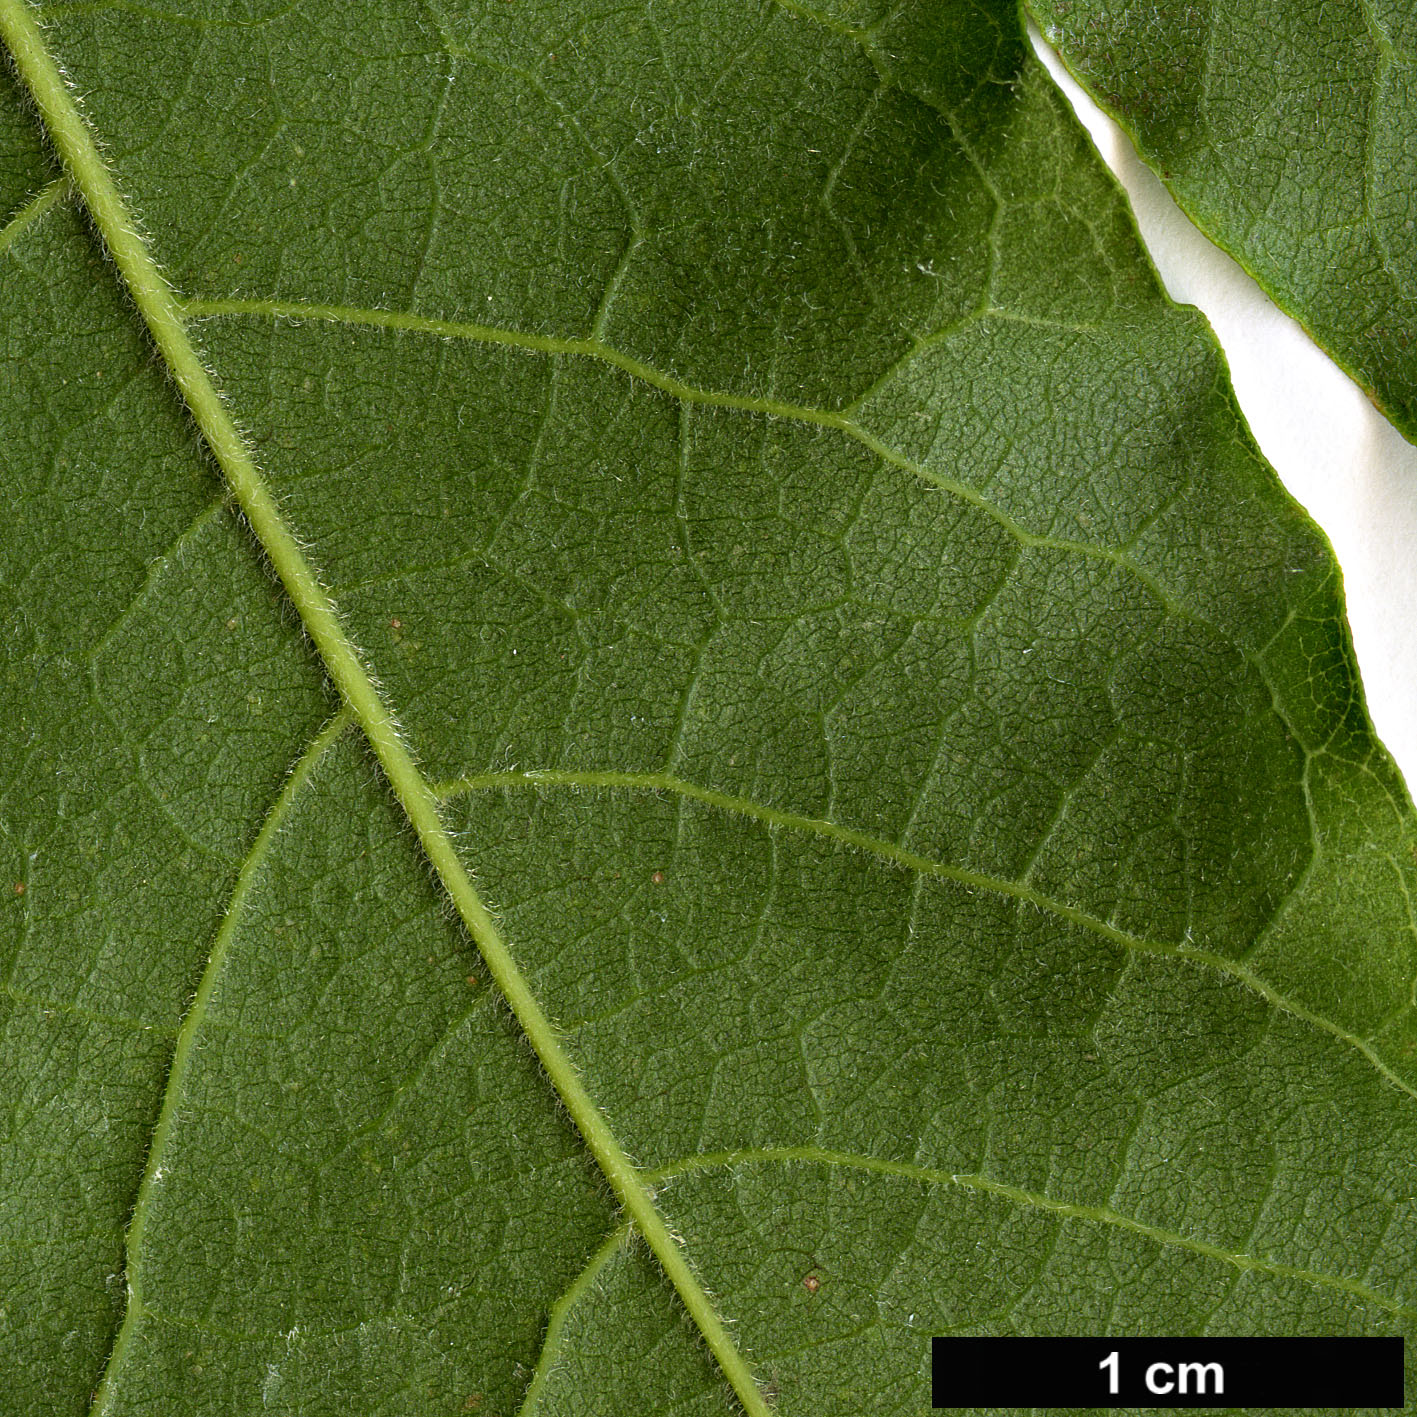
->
[390,617,403,630]
[651,870,665,884]
[462,1396,482,1411]
[802,1273,820,1293]
[13,882,24,896]
[466,974,478,988]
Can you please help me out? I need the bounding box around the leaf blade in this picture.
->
[1028,0,1417,443]
[2,1,1416,1412]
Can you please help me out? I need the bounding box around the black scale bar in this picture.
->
[931,1336,1405,1409]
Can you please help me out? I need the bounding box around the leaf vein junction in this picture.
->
[177,293,1371,820]
[88,706,352,1415]
[436,767,1417,1107]
[515,1222,634,1417]
[643,1148,1416,1321]
[178,296,1186,602]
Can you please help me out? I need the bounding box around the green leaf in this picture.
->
[1,1,1415,1414]
[1028,0,1417,444]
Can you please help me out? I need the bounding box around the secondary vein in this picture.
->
[0,172,66,257]
[516,1223,633,1417]
[437,767,1417,1107]
[0,6,770,1412]
[644,1147,1417,1321]
[88,707,352,1416]
[178,294,1193,614]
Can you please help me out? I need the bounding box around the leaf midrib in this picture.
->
[0,4,771,1413]
[8,1,1414,1406]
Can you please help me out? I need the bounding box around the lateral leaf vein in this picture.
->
[646,1147,1416,1320]
[438,766,1417,1106]
[88,708,352,1415]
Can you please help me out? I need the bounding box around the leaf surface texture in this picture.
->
[1,1,1416,1414]
[1029,0,1417,443]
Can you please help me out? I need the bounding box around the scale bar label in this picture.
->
[931,1336,1405,1408]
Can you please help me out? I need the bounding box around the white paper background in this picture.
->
[1035,34,1417,791]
